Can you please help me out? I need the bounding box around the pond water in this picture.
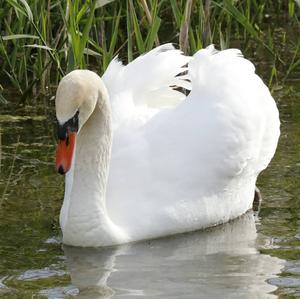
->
[0,84,300,299]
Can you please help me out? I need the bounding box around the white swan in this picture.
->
[55,44,280,247]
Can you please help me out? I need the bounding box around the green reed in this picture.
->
[0,0,299,103]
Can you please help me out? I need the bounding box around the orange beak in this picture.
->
[55,131,77,175]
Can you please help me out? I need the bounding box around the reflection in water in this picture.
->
[64,212,283,299]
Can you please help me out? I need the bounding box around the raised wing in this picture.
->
[102,44,191,130]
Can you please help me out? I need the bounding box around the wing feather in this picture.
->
[102,44,191,130]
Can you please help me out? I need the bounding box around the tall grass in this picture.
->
[0,0,299,103]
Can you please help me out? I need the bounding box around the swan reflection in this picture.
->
[64,212,282,299]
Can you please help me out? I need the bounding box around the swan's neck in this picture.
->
[61,95,127,246]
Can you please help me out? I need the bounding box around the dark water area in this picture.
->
[0,83,300,298]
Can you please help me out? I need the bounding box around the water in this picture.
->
[0,87,300,298]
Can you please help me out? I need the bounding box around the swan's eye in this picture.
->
[57,125,67,140]
[57,110,79,141]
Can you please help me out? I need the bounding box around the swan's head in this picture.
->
[55,70,107,175]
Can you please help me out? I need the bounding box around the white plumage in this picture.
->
[55,44,280,247]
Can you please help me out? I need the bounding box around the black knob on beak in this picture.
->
[58,165,66,175]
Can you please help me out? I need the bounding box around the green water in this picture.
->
[0,85,300,298]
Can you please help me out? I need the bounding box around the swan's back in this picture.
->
[103,45,280,241]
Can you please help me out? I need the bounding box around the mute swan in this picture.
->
[55,44,280,247]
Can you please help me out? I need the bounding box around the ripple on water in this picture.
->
[45,236,62,245]
[284,261,300,276]
[0,276,10,292]
[39,285,79,298]
[268,277,300,287]
[17,268,67,281]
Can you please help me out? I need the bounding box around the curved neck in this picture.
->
[73,98,112,203]
[61,93,128,246]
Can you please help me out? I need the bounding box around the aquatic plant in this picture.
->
[0,0,299,103]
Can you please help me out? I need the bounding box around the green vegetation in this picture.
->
[0,0,299,103]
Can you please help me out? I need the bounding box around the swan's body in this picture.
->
[55,44,280,247]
